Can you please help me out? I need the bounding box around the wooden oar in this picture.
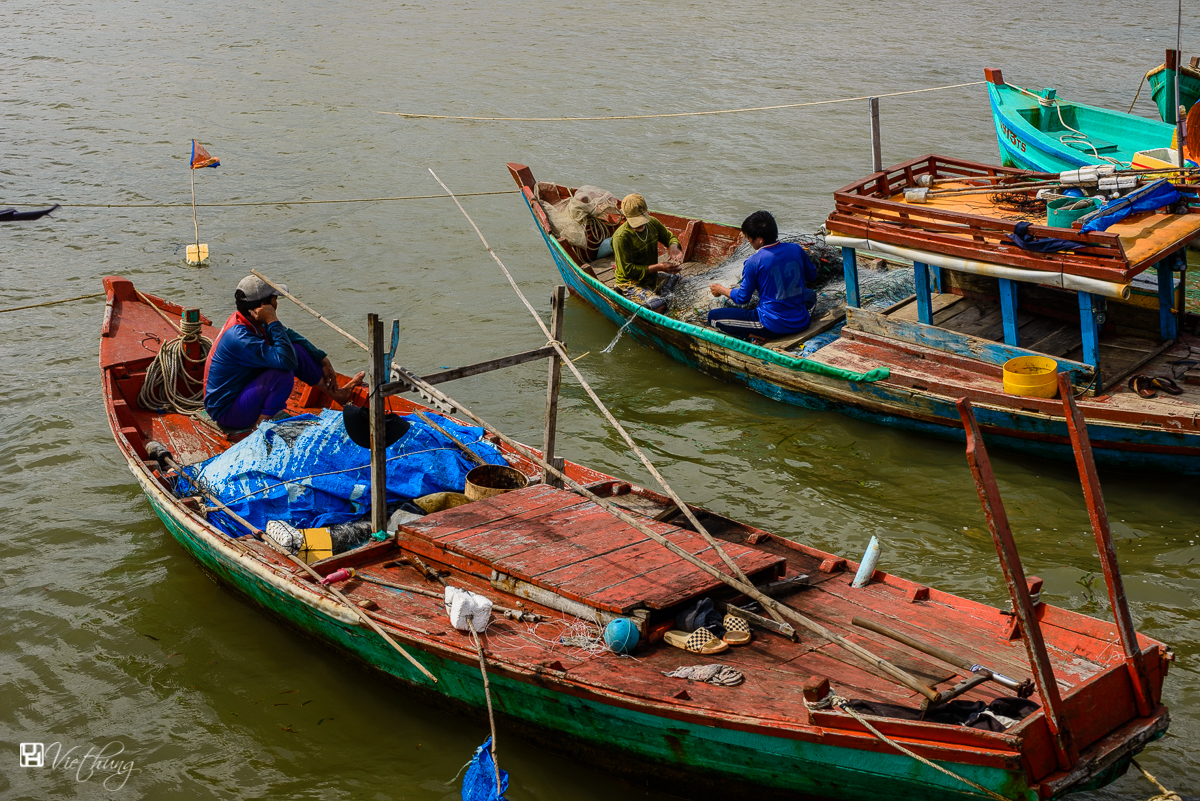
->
[145,441,437,683]
[852,616,1032,697]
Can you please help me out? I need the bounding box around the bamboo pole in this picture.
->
[424,168,774,619]
[251,272,941,703]
[190,164,200,260]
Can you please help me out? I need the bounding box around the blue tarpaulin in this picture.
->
[1080,180,1181,234]
[462,738,508,801]
[179,409,506,537]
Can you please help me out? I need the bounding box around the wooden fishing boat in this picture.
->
[102,275,1172,801]
[510,157,1200,473]
[984,68,1176,173]
[1145,54,1200,124]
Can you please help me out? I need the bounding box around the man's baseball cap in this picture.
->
[235,275,287,303]
[621,193,650,228]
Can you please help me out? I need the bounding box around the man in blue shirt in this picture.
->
[707,211,817,342]
[204,276,364,430]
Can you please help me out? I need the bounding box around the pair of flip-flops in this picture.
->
[1129,375,1183,398]
[663,615,753,655]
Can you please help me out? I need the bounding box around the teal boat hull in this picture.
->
[1148,65,1200,123]
[986,76,1173,173]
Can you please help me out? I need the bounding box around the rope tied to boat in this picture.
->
[137,309,212,415]
[802,690,1012,801]
[1133,759,1183,801]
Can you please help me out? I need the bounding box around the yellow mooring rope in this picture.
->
[0,190,518,209]
[380,80,986,121]
[0,292,104,314]
[1133,760,1183,801]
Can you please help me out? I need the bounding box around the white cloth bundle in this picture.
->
[444,585,494,632]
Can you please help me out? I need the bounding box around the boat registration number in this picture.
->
[999,123,1027,153]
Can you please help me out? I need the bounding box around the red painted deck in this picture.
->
[400,484,785,613]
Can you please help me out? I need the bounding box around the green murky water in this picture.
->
[2,1,1196,798]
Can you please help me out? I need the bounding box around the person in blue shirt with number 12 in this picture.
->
[707,210,817,342]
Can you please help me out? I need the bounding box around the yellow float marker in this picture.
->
[186,140,220,264]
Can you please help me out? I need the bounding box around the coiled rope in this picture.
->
[137,313,213,415]
[803,690,1010,801]
[381,81,985,121]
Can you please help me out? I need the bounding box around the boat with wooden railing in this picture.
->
[511,157,1200,473]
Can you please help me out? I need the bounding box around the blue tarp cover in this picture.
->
[462,738,508,801]
[180,409,506,537]
[1080,180,1181,233]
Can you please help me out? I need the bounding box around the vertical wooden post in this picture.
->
[928,264,942,294]
[998,278,1020,347]
[1056,372,1155,717]
[542,286,566,487]
[1165,48,1179,125]
[1157,258,1178,342]
[868,97,882,174]
[367,313,389,535]
[841,248,861,309]
[1176,251,1187,334]
[956,398,1076,769]
[913,261,932,324]
[1078,291,1102,388]
[182,307,203,375]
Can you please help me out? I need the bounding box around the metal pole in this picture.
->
[368,314,389,534]
[1056,373,1155,717]
[542,286,566,487]
[956,398,1076,769]
[1178,3,1186,167]
[869,97,883,173]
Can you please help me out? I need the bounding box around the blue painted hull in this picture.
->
[521,196,1200,473]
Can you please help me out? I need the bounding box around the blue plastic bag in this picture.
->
[462,737,508,801]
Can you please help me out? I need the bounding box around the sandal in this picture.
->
[722,614,752,646]
[1150,376,1184,396]
[663,628,729,655]
[1129,375,1157,399]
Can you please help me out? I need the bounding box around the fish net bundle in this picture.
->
[663,231,912,324]
[988,191,1046,220]
[539,185,622,250]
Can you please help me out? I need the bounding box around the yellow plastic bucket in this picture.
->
[1002,356,1059,398]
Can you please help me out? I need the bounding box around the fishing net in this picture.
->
[662,231,913,326]
[540,185,622,250]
